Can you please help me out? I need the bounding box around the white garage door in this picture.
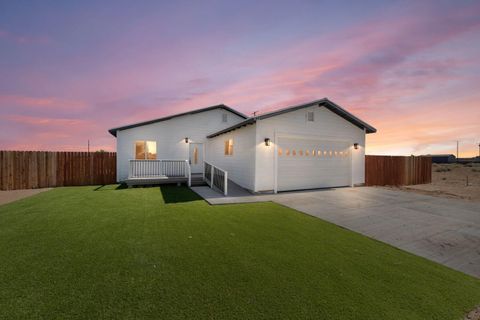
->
[277,137,351,191]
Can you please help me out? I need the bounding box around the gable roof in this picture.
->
[108,104,247,137]
[207,98,376,138]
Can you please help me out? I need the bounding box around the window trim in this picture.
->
[134,140,157,160]
[224,138,234,156]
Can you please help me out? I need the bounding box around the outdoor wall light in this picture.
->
[264,138,271,146]
[185,137,189,143]
[354,143,359,150]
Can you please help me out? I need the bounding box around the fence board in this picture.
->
[0,151,116,190]
[365,155,431,186]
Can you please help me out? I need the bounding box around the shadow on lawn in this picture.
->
[92,184,203,204]
[93,184,128,191]
[160,185,203,204]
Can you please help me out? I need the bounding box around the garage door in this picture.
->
[277,137,351,191]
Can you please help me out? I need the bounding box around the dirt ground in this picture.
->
[392,163,480,202]
[465,305,480,320]
[0,188,51,206]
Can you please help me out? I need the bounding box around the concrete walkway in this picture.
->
[0,188,51,206]
[191,185,480,278]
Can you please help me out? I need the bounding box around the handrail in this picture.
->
[129,160,191,186]
[204,161,228,196]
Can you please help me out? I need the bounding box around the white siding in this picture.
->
[115,109,244,181]
[205,124,256,191]
[255,105,366,192]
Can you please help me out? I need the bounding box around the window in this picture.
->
[285,149,290,156]
[299,150,303,156]
[224,139,233,156]
[135,140,156,160]
[292,150,296,156]
[193,146,198,164]
[278,148,283,156]
[305,150,310,156]
[318,150,322,156]
[222,114,228,122]
[307,111,314,122]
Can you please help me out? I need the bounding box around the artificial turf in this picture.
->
[0,185,479,319]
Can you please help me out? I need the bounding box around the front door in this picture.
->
[189,143,204,174]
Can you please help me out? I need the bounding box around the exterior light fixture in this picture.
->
[185,137,189,143]
[264,138,271,146]
[354,143,359,150]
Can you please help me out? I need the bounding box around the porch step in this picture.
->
[191,176,207,186]
[191,181,207,186]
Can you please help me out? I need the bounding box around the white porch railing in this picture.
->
[129,159,191,186]
[204,161,228,196]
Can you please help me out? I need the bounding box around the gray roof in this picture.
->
[424,154,456,158]
[108,104,247,137]
[207,98,376,138]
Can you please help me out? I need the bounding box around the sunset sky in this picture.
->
[1,1,479,156]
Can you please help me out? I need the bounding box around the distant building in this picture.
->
[425,154,456,164]
[457,157,480,164]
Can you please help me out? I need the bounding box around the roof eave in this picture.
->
[206,118,256,138]
[254,98,376,134]
[107,104,247,137]
[322,99,377,134]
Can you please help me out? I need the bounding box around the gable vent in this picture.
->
[307,111,314,122]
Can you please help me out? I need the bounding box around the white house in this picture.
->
[108,98,376,194]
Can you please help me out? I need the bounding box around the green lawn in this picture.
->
[0,185,479,319]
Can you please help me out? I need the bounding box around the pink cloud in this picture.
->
[5,114,90,129]
[0,114,113,152]
[0,95,88,111]
[2,2,479,157]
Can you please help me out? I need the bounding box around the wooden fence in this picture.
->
[365,155,432,186]
[0,151,116,190]
[0,151,432,190]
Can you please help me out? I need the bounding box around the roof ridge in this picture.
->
[207,98,376,138]
[108,104,247,137]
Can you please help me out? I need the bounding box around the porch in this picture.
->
[125,159,196,187]
[124,160,229,195]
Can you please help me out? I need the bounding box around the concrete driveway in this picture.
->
[193,185,480,278]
